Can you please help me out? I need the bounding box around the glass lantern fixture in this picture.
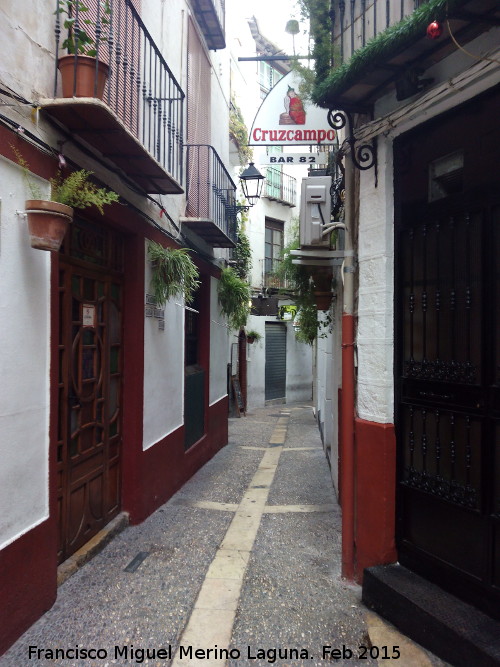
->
[239,162,265,208]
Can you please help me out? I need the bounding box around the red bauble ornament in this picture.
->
[426,20,443,40]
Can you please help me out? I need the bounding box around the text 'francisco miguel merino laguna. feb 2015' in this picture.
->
[27,643,362,663]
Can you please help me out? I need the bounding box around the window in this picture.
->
[428,151,464,202]
[259,61,283,99]
[265,219,284,276]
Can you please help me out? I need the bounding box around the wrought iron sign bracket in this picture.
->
[327,108,377,172]
[228,204,252,214]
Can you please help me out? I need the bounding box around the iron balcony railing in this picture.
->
[263,167,297,207]
[331,0,427,64]
[261,258,290,291]
[54,0,184,187]
[185,144,238,244]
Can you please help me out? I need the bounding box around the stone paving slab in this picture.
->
[0,403,448,667]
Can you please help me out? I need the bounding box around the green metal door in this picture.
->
[265,323,287,401]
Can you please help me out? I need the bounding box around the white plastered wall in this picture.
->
[209,275,229,405]
[0,0,55,101]
[143,243,184,450]
[0,157,50,549]
[285,321,313,403]
[356,139,395,424]
[354,27,500,427]
[246,315,312,409]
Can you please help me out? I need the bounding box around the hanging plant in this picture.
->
[217,267,251,330]
[148,241,200,308]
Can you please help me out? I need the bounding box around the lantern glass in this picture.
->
[240,163,264,206]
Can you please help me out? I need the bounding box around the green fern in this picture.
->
[148,242,200,308]
[10,146,119,212]
[10,144,43,199]
[50,170,119,213]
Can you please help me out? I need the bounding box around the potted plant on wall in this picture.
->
[12,146,119,251]
[148,241,200,307]
[56,0,111,98]
[245,329,261,344]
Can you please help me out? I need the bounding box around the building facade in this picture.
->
[309,0,500,646]
[0,0,235,654]
[228,16,313,410]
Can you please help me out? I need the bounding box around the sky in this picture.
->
[243,0,310,55]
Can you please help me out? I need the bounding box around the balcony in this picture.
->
[191,0,226,50]
[40,0,184,195]
[262,168,297,207]
[317,0,500,111]
[261,258,291,291]
[181,144,237,248]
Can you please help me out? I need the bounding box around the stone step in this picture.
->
[362,564,500,667]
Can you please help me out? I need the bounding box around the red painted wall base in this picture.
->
[0,398,228,656]
[125,396,229,525]
[0,519,57,655]
[354,418,397,582]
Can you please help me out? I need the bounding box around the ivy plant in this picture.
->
[229,99,253,168]
[232,223,252,281]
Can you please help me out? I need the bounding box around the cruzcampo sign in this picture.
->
[249,71,336,147]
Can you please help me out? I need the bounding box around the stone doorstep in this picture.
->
[362,564,500,667]
[57,512,129,586]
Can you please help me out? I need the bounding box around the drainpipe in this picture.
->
[340,152,356,580]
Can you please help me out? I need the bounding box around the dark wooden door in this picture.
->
[184,288,205,450]
[394,88,500,618]
[57,219,123,563]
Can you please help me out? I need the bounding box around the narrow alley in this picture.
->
[0,405,445,667]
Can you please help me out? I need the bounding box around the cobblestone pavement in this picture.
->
[1,404,448,667]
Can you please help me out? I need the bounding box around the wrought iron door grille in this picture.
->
[401,405,480,509]
[401,212,482,386]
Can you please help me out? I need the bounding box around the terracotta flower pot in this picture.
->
[247,336,255,344]
[58,55,109,99]
[25,200,73,251]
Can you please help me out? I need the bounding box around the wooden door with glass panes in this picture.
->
[57,218,123,563]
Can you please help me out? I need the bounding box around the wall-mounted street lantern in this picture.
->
[239,162,265,209]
